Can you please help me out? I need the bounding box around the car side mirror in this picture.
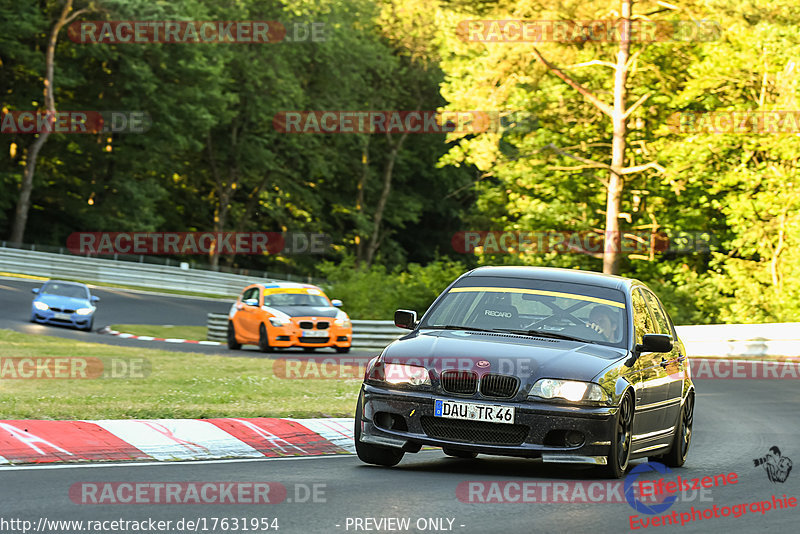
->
[331,299,343,308]
[243,298,259,307]
[394,309,417,330]
[32,288,39,294]
[635,333,673,354]
[91,296,100,303]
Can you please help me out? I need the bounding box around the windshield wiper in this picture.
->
[504,329,589,343]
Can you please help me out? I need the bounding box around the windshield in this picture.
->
[263,292,330,307]
[421,277,628,348]
[40,283,89,300]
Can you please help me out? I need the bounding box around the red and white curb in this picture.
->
[102,328,221,346]
[0,418,354,465]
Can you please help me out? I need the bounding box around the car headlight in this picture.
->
[334,310,351,327]
[385,364,431,386]
[529,379,609,404]
[33,301,49,311]
[269,317,290,327]
[368,362,431,387]
[75,307,94,315]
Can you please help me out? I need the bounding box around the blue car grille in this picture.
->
[49,307,76,314]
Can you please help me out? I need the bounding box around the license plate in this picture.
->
[434,399,515,424]
[54,313,71,320]
[302,330,327,337]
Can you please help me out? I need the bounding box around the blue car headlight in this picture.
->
[75,307,94,315]
[33,301,49,311]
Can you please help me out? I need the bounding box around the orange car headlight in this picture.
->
[269,317,290,327]
[334,311,351,328]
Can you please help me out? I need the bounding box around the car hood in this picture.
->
[268,305,339,318]
[35,295,91,309]
[381,329,628,382]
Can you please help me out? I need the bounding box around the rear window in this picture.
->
[421,276,628,348]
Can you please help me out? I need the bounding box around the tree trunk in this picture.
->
[355,137,369,267]
[207,127,239,270]
[9,0,85,244]
[604,0,632,275]
[364,131,408,267]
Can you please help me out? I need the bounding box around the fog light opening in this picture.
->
[565,430,585,447]
[374,412,408,431]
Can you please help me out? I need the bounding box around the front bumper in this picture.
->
[359,384,617,464]
[267,323,352,349]
[31,308,92,329]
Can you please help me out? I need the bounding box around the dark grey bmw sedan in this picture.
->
[355,266,695,478]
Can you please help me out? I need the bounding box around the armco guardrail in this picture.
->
[206,314,800,355]
[0,246,294,297]
[349,320,408,349]
[675,323,800,357]
[207,313,229,342]
[206,314,406,348]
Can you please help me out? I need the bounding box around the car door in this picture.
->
[642,289,685,427]
[630,288,672,437]
[236,287,261,341]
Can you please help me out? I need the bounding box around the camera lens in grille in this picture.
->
[480,374,519,398]
[440,370,478,394]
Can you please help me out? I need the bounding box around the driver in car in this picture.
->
[586,305,620,342]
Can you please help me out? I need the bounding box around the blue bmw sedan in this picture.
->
[30,280,99,331]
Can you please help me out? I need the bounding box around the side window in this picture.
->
[242,287,258,303]
[631,289,655,344]
[642,289,672,337]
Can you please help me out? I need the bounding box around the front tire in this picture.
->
[258,323,270,352]
[335,346,351,354]
[81,318,94,332]
[227,322,241,350]
[661,392,694,467]
[603,390,634,478]
[354,395,404,467]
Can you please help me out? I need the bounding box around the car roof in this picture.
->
[252,281,323,291]
[462,266,640,292]
[43,280,88,288]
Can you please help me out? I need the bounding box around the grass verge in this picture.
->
[110,324,208,340]
[0,329,359,420]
